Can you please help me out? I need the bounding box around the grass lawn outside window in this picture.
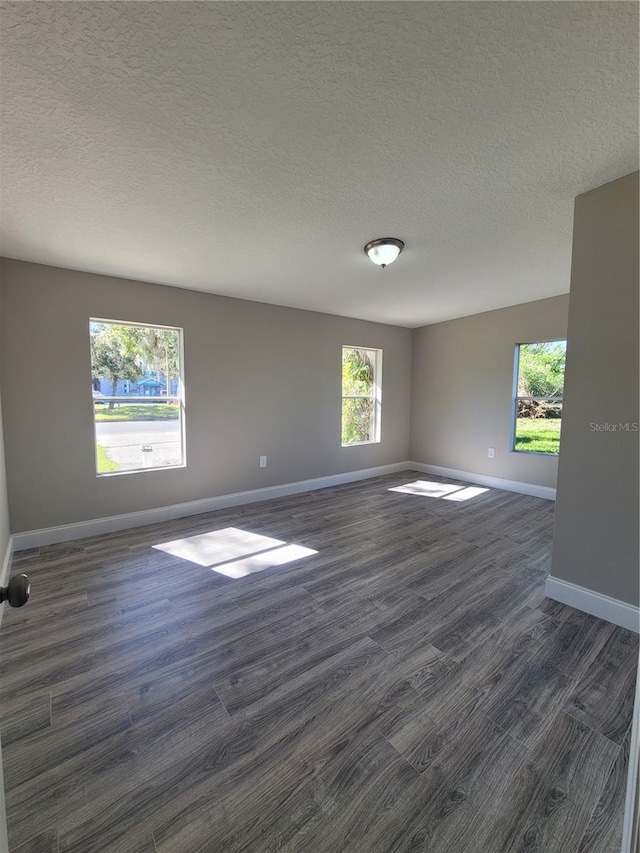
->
[94,403,179,422]
[96,443,118,473]
[514,418,561,455]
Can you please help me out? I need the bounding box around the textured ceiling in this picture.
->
[1,2,638,327]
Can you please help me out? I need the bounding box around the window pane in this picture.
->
[514,403,562,454]
[514,340,566,455]
[342,347,375,396]
[342,397,374,444]
[90,320,184,474]
[517,342,566,399]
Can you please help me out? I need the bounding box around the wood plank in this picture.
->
[467,711,620,853]
[577,725,630,853]
[534,608,615,678]
[357,713,528,853]
[380,606,558,769]
[481,656,573,746]
[563,626,638,744]
[0,694,51,747]
[3,695,132,791]
[12,829,58,853]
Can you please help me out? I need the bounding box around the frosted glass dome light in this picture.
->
[364,238,405,268]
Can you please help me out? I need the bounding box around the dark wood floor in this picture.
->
[0,471,636,852]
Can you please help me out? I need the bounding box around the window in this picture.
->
[89,319,185,475]
[513,340,566,455]
[341,346,382,445]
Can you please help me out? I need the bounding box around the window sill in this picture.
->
[97,463,187,478]
[510,450,559,458]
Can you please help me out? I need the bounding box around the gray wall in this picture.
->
[0,281,10,568]
[410,295,569,488]
[0,259,412,533]
[551,172,639,607]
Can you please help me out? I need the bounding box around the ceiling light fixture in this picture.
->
[364,237,404,269]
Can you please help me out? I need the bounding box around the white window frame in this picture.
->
[90,317,186,476]
[511,339,565,456]
[341,345,382,447]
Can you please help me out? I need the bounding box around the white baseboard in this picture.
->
[407,462,556,501]
[545,576,640,633]
[12,462,414,551]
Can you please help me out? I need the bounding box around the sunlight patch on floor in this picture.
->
[388,480,489,502]
[153,527,317,578]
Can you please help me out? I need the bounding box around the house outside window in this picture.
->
[89,319,185,474]
[341,346,382,446]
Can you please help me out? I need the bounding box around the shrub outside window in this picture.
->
[342,346,382,446]
[89,319,185,474]
[513,340,566,455]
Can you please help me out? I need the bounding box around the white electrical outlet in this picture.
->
[259,456,267,468]
[487,447,495,459]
